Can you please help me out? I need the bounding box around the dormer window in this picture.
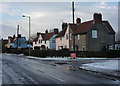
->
[92,30,97,38]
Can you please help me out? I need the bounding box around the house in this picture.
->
[115,40,120,50]
[0,38,8,52]
[55,23,76,50]
[5,34,32,48]
[56,13,115,51]
[33,29,58,50]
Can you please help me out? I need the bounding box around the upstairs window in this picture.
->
[41,40,42,43]
[66,34,68,40]
[35,41,37,44]
[92,30,97,38]
[45,40,46,44]
[70,33,72,40]
[77,34,80,40]
[60,37,62,41]
[39,40,40,43]
[52,38,55,43]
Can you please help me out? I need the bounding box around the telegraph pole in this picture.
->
[72,1,75,52]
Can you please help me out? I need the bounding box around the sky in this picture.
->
[0,1,119,39]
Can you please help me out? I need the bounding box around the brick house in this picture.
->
[56,13,115,51]
[33,29,58,50]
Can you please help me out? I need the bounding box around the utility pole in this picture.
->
[22,15,31,56]
[17,25,19,48]
[72,1,75,52]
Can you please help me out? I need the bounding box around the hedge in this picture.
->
[4,48,120,58]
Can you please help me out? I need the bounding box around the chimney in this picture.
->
[76,18,81,24]
[8,36,12,40]
[45,29,48,33]
[54,28,59,34]
[18,34,21,38]
[93,13,102,22]
[37,32,40,36]
[13,34,15,39]
[62,23,67,30]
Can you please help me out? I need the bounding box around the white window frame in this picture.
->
[77,34,80,40]
[70,33,72,40]
[52,38,55,43]
[92,30,97,38]
[109,45,113,50]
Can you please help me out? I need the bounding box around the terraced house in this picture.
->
[56,13,115,51]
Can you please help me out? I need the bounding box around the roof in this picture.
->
[55,28,67,38]
[56,23,77,38]
[56,20,115,38]
[115,40,120,44]
[9,37,17,43]
[75,20,93,34]
[75,20,115,34]
[33,32,54,42]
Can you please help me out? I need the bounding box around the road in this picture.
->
[1,53,119,86]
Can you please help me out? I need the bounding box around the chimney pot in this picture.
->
[45,29,48,33]
[62,23,67,30]
[54,28,59,34]
[93,13,102,22]
[76,18,81,24]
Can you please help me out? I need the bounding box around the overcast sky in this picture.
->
[0,1,118,39]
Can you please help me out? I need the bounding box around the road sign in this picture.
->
[70,53,76,59]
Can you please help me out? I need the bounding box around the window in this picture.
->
[109,45,113,50]
[77,34,80,40]
[39,40,40,43]
[35,41,37,44]
[45,40,46,44]
[71,46,73,51]
[92,30,97,38]
[41,40,42,43]
[70,33,72,40]
[52,38,55,43]
[81,45,84,51]
[65,45,67,48]
[60,37,62,41]
[66,34,68,40]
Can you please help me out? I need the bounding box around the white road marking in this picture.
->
[49,75,65,83]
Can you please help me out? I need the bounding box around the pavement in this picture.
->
[1,53,120,85]
[79,60,120,79]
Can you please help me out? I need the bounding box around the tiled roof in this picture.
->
[56,20,115,38]
[55,28,67,38]
[75,20,115,34]
[10,37,17,43]
[33,32,54,42]
[75,20,93,34]
[56,23,77,38]
[42,32,54,40]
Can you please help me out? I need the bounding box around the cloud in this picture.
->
[1,3,20,16]
[1,2,118,39]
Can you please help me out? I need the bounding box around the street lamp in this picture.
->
[22,15,31,56]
